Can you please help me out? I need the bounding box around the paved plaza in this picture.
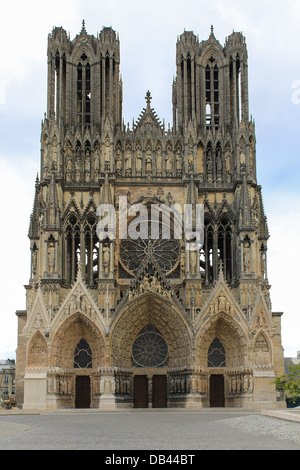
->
[0,409,299,451]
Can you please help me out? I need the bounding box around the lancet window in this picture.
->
[53,50,66,121]
[65,214,81,284]
[203,217,214,284]
[230,55,242,124]
[202,215,233,284]
[217,216,233,283]
[205,65,211,127]
[77,54,91,126]
[64,213,99,285]
[205,61,220,130]
[83,214,99,286]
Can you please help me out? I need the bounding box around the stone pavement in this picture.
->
[1,406,299,422]
[0,407,299,450]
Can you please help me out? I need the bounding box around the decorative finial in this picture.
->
[210,25,214,35]
[145,90,152,106]
[81,19,86,33]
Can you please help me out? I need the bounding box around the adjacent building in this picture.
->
[0,360,15,404]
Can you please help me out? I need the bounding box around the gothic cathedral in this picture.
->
[15,23,285,410]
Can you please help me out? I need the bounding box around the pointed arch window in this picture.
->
[202,215,233,284]
[230,55,242,124]
[77,62,83,125]
[54,51,60,119]
[205,62,220,130]
[83,213,99,286]
[65,214,81,284]
[52,50,66,120]
[208,338,226,368]
[186,54,192,120]
[203,217,214,284]
[236,56,242,123]
[213,65,220,128]
[85,63,91,124]
[218,216,233,283]
[205,65,211,127]
[77,55,91,126]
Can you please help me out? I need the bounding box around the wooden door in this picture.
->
[209,375,225,407]
[152,375,167,408]
[133,375,148,408]
[75,376,91,409]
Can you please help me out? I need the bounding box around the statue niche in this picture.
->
[196,142,204,179]
[115,141,123,177]
[225,143,231,183]
[165,142,173,177]
[65,141,73,183]
[135,142,143,176]
[75,140,82,182]
[175,142,183,177]
[27,332,48,368]
[125,142,132,176]
[93,142,101,181]
[155,142,162,176]
[145,141,152,174]
[206,144,213,182]
[216,144,223,183]
[84,141,91,183]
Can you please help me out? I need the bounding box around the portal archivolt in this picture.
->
[196,314,247,369]
[50,313,106,369]
[110,292,192,369]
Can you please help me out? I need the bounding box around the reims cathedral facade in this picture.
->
[15,23,285,410]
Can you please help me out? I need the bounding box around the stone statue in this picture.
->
[94,147,101,180]
[103,243,110,274]
[243,241,251,274]
[47,241,55,274]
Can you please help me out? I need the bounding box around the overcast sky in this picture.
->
[0,0,299,359]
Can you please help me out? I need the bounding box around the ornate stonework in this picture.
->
[15,23,285,410]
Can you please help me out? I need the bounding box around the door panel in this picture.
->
[152,375,167,408]
[133,375,148,408]
[75,376,91,409]
[209,375,225,407]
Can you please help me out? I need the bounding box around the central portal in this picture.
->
[133,375,167,408]
[132,324,169,408]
